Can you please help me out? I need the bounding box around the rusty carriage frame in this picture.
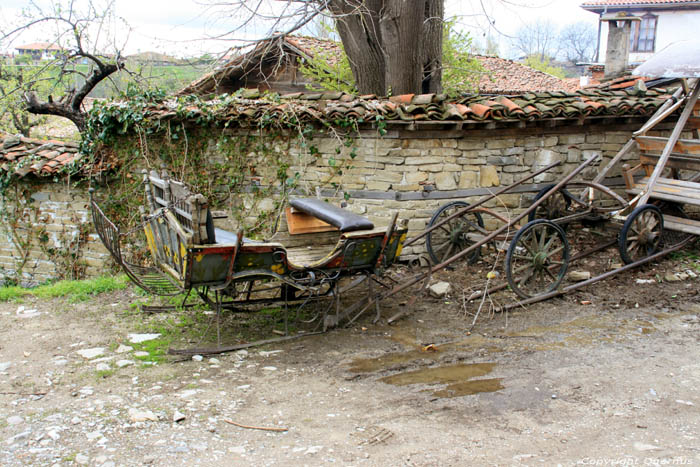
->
[92,43,700,348]
[91,168,409,345]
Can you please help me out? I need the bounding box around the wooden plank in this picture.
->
[639,153,700,172]
[652,177,700,190]
[636,136,700,156]
[627,184,700,206]
[285,207,338,235]
[663,215,700,235]
[639,82,700,206]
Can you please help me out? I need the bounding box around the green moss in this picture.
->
[0,275,130,303]
[0,286,30,302]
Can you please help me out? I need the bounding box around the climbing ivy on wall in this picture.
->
[0,181,90,284]
[0,87,375,284]
[80,88,370,239]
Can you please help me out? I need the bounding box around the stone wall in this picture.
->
[2,122,650,282]
[0,181,112,285]
[221,124,644,260]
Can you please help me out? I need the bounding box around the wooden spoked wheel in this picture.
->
[528,184,575,225]
[506,219,570,299]
[618,204,663,265]
[426,201,485,266]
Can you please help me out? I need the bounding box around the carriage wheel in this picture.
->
[527,184,575,225]
[426,201,485,266]
[618,204,663,265]
[506,219,570,300]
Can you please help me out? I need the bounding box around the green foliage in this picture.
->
[29,275,129,302]
[0,64,50,136]
[0,286,29,302]
[441,20,484,95]
[522,55,567,79]
[298,20,484,96]
[0,275,128,302]
[298,44,355,94]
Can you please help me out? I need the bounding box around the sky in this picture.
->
[0,0,599,58]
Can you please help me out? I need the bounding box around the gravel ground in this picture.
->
[0,255,699,466]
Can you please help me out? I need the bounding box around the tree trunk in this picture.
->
[328,0,385,95]
[379,0,424,95]
[24,61,121,133]
[421,0,443,94]
[329,0,444,96]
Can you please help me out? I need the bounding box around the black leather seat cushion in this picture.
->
[289,198,374,232]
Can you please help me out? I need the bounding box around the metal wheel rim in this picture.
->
[427,202,483,265]
[625,209,662,262]
[508,222,569,299]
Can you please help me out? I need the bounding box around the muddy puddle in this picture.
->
[381,363,504,398]
[350,329,503,398]
[346,307,692,398]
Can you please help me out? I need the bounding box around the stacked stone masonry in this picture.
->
[0,183,112,285]
[236,127,645,260]
[3,125,656,282]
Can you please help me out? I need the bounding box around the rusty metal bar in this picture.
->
[402,160,561,248]
[350,155,600,323]
[464,237,618,302]
[494,235,695,313]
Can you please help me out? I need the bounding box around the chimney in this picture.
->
[601,13,641,79]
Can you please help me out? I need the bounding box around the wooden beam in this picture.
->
[640,80,700,205]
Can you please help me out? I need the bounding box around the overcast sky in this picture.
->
[0,0,599,58]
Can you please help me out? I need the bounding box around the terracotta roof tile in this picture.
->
[103,85,672,138]
[0,134,91,179]
[179,36,582,98]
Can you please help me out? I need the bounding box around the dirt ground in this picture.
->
[1,244,699,466]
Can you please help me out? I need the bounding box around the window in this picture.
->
[630,14,657,52]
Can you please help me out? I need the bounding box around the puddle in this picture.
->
[432,378,504,398]
[380,363,496,385]
[349,349,439,373]
[380,363,503,398]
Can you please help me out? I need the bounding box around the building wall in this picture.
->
[0,182,112,285]
[1,124,645,282]
[218,125,643,261]
[597,9,700,64]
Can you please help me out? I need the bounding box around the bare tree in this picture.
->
[511,19,559,61]
[1,0,127,132]
[559,22,596,64]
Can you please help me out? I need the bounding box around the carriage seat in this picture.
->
[289,198,374,232]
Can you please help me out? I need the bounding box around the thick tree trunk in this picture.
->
[421,0,443,94]
[24,91,86,132]
[329,0,444,96]
[328,0,385,95]
[379,0,424,95]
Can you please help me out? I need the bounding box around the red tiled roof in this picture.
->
[473,55,576,94]
[16,42,64,51]
[0,135,83,178]
[138,86,672,130]
[581,0,700,9]
[179,36,578,97]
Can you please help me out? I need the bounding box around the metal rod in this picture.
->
[633,86,685,137]
[464,238,618,302]
[369,155,600,310]
[402,160,561,248]
[494,236,695,313]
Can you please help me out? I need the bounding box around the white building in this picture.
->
[581,0,700,64]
